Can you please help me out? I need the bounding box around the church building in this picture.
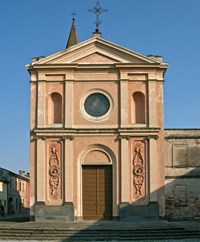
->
[26,1,200,221]
[26,8,200,222]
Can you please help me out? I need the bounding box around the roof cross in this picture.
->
[71,12,77,22]
[88,1,108,32]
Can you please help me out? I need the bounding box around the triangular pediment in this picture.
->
[74,52,120,63]
[32,37,162,65]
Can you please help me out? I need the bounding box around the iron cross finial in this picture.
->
[71,12,77,22]
[88,1,108,32]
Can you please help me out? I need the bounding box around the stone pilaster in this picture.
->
[30,82,36,130]
[36,138,46,202]
[119,79,129,128]
[120,137,130,202]
[64,138,73,202]
[148,81,156,127]
[30,139,36,220]
[37,82,46,128]
[149,138,158,202]
[65,80,73,128]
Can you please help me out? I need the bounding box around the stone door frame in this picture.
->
[77,144,118,220]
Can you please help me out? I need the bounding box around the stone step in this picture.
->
[0,236,200,241]
[0,228,200,241]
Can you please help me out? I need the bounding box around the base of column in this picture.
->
[119,202,160,221]
[34,202,74,221]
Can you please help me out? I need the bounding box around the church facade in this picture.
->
[26,21,200,221]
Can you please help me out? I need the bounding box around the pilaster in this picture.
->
[30,82,36,130]
[65,80,73,128]
[30,139,36,219]
[148,81,156,127]
[120,137,130,202]
[64,138,73,202]
[37,82,46,128]
[149,138,158,202]
[120,79,129,127]
[36,138,46,202]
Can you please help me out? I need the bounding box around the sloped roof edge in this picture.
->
[29,36,165,66]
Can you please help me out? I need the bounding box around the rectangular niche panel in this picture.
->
[132,140,147,203]
[48,141,62,202]
[172,144,188,167]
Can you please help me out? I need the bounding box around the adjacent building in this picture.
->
[0,167,30,216]
[164,129,200,221]
[0,170,8,215]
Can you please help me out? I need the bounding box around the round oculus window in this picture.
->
[84,93,110,117]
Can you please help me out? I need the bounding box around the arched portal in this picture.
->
[77,144,117,220]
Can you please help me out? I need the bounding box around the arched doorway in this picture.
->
[77,144,116,220]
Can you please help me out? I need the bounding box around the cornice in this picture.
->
[31,127,161,140]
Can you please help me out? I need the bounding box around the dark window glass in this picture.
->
[84,93,110,117]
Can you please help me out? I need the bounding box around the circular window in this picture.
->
[81,91,113,121]
[84,93,110,117]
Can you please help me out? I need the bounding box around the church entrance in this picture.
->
[82,165,112,220]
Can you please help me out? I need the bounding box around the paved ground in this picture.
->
[0,213,30,223]
[0,214,200,241]
[0,217,200,231]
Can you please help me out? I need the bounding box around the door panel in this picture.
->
[82,165,112,220]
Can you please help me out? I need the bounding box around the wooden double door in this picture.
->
[82,165,112,220]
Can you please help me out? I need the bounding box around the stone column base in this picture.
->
[119,202,160,221]
[34,202,74,221]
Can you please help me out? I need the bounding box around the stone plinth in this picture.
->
[34,202,74,221]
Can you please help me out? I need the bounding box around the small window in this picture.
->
[22,183,25,192]
[0,182,3,192]
[19,181,21,192]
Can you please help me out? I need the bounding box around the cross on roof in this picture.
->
[88,1,108,32]
[71,12,77,22]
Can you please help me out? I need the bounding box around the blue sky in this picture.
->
[0,0,199,173]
